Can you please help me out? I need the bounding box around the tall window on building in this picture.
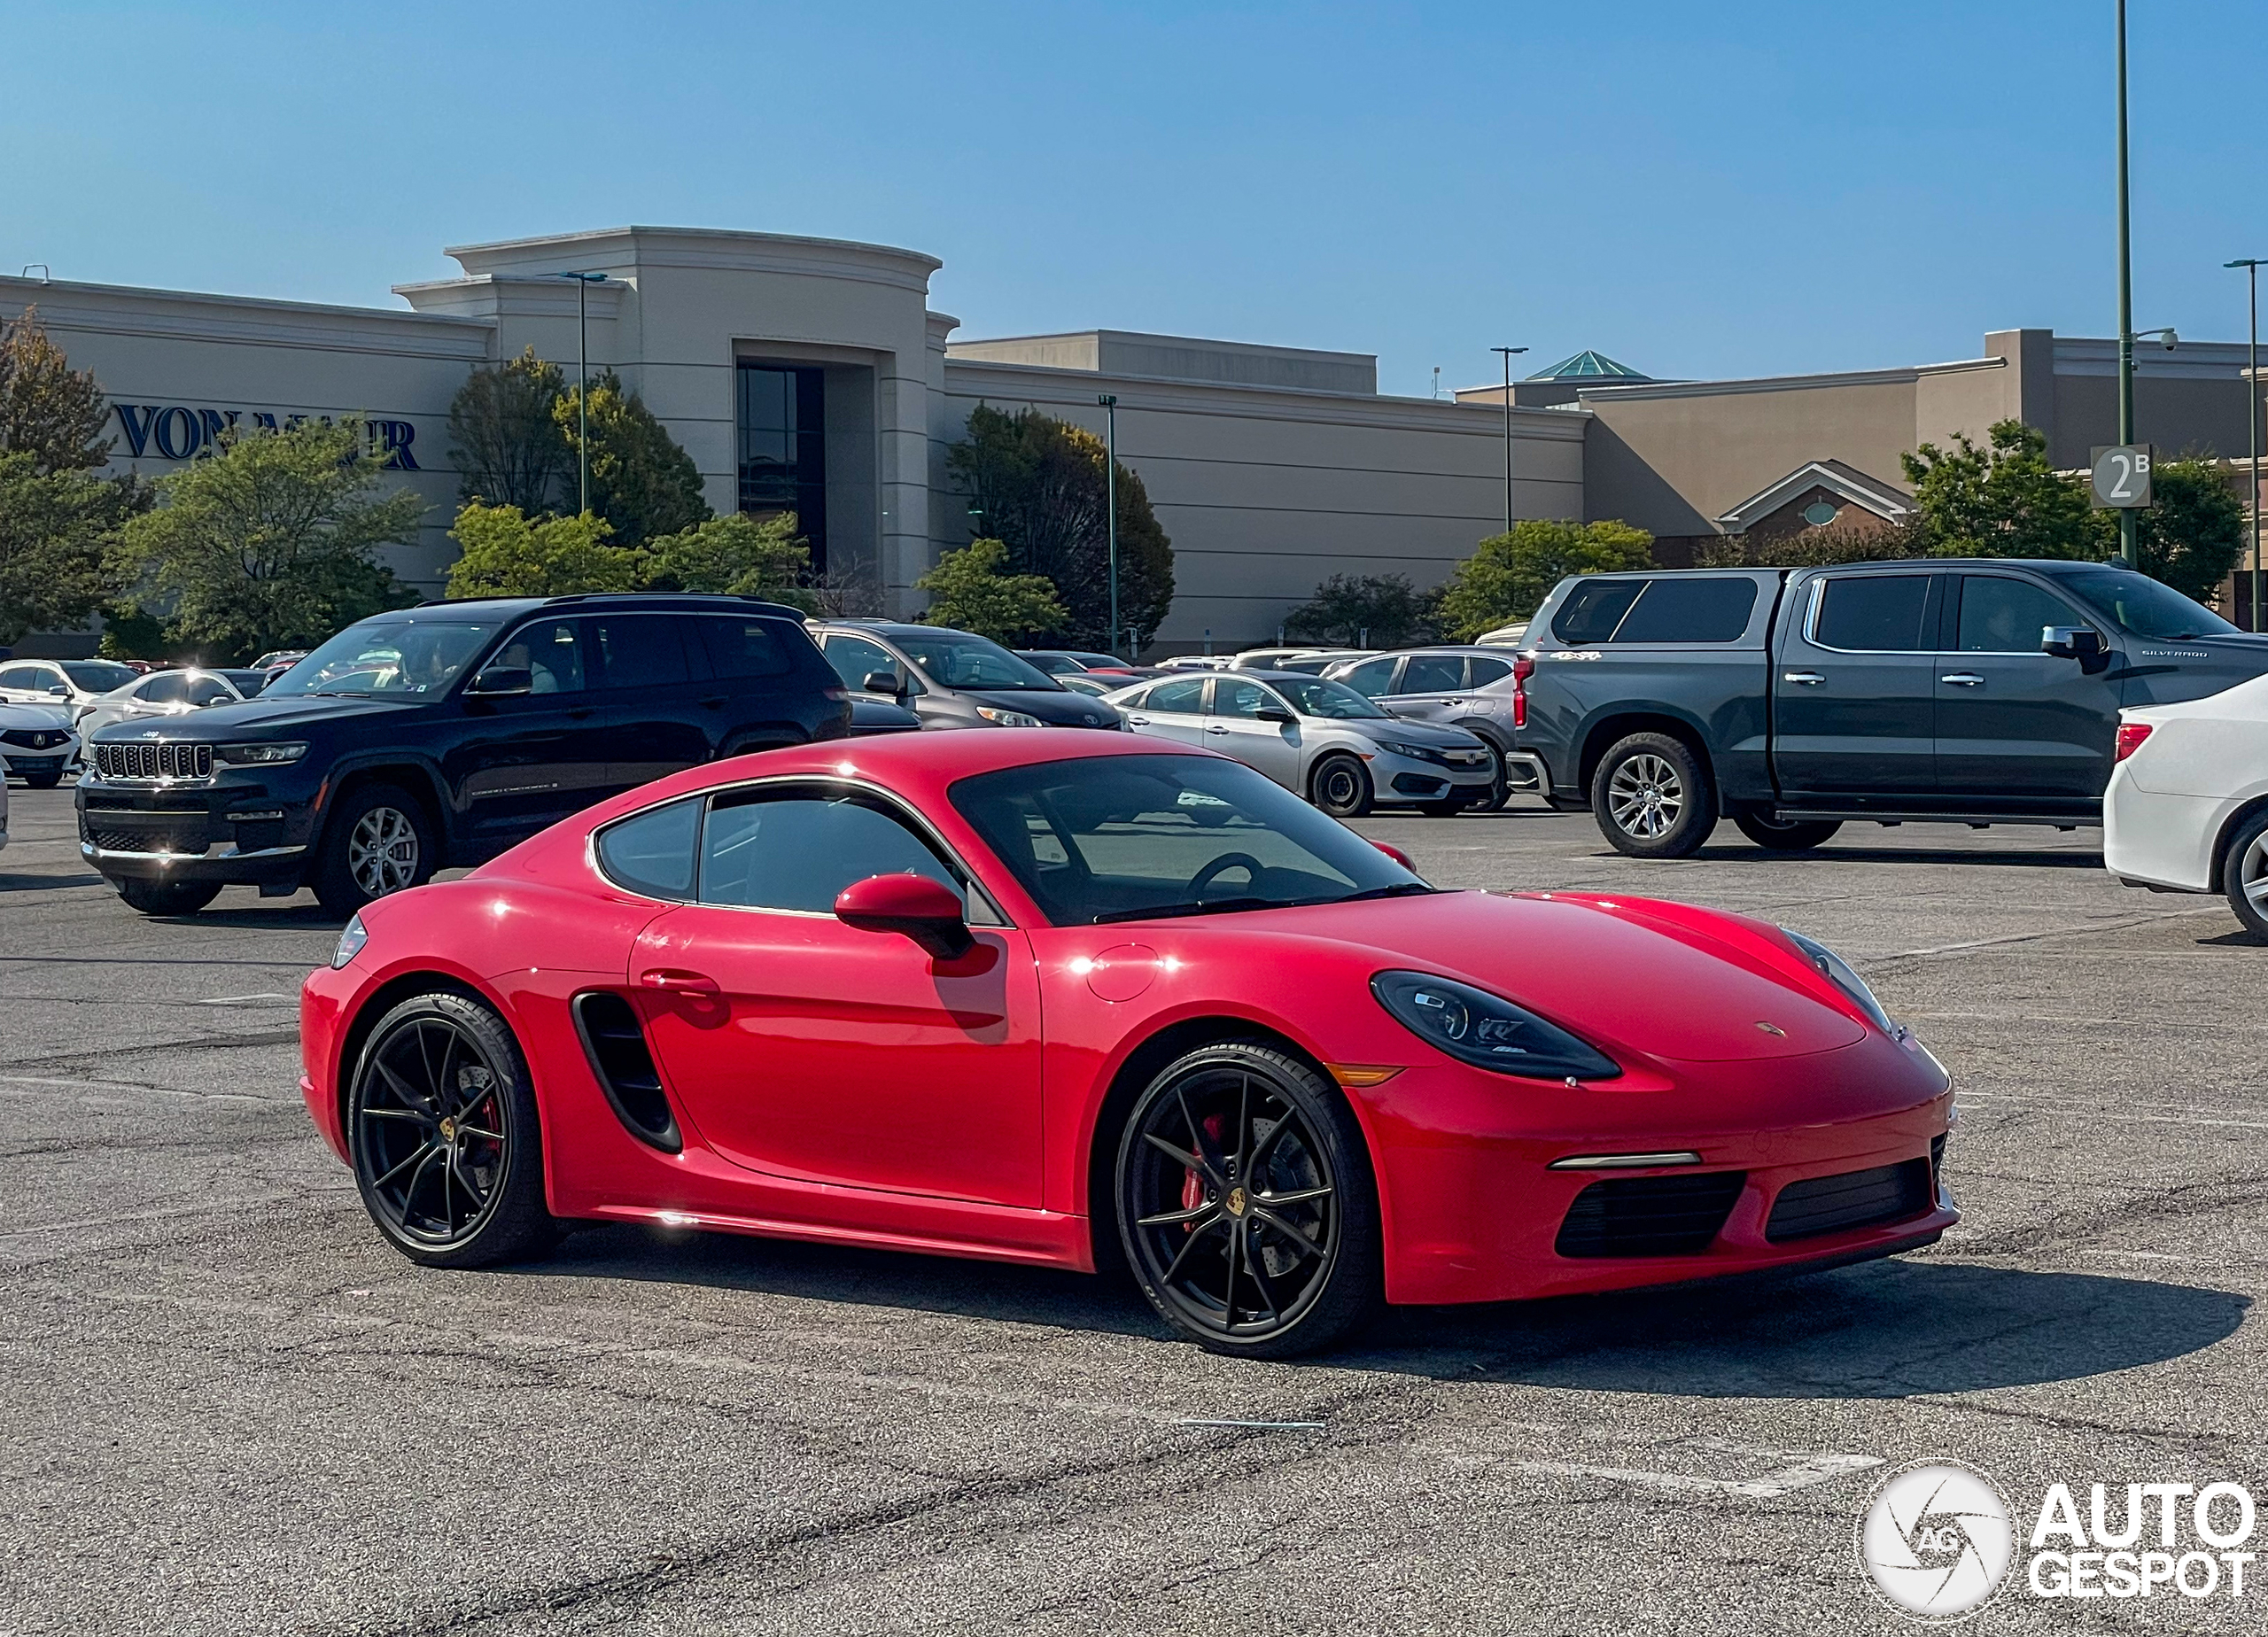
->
[736,363,827,569]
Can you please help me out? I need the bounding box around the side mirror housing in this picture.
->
[1371,840,1418,872]
[1254,706,1296,725]
[834,873,973,958]
[48,683,69,697]
[466,664,532,696]
[861,670,906,698]
[2042,626,2107,667]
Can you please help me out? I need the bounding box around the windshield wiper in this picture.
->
[1335,881,1438,902]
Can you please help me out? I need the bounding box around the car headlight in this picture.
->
[216,741,308,765]
[330,912,369,969]
[975,708,1044,728]
[1373,740,1441,764]
[1780,927,1899,1036]
[1371,970,1621,1081]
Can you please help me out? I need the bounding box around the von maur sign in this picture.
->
[112,402,423,470]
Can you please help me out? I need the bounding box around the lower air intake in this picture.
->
[1554,1171,1747,1259]
[571,992,680,1152]
[1765,1160,1931,1244]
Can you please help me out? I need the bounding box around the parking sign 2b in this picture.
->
[2091,445,2154,508]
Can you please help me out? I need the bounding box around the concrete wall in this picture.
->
[936,360,1581,650]
[949,330,1377,394]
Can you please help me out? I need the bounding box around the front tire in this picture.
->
[116,878,222,917]
[1310,753,1373,818]
[1732,811,1843,851]
[1115,1042,1381,1358]
[347,990,558,1268]
[1591,732,1717,858]
[315,782,435,917]
[2222,809,2268,943]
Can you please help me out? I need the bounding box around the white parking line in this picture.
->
[197,993,296,1005]
[1511,1438,1883,1499]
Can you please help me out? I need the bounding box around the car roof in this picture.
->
[408,593,810,620]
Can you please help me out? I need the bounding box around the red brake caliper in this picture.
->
[1179,1113,1226,1227]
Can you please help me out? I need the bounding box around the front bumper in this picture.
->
[1371,748,1495,804]
[77,774,316,888]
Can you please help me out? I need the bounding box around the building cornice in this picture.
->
[0,275,494,360]
[1575,356,2006,404]
[444,226,942,293]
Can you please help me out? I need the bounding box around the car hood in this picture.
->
[961,688,1123,728]
[0,702,75,730]
[1200,889,1871,1062]
[1345,717,1487,750]
[86,693,427,741]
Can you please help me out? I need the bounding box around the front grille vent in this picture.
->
[571,992,680,1152]
[1765,1160,1932,1244]
[95,741,213,780]
[87,826,208,856]
[1,727,69,750]
[1555,1170,1747,1259]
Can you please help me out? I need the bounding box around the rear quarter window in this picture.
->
[1550,579,1646,643]
[1611,578,1759,643]
[594,797,703,899]
[700,616,797,679]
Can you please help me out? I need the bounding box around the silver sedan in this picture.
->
[1103,670,1495,817]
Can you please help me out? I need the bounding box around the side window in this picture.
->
[1612,578,1759,643]
[0,665,37,689]
[140,673,190,705]
[590,616,691,691]
[493,618,588,695]
[1337,656,1399,697]
[1955,577,2084,653]
[700,791,959,912]
[1146,677,1206,714]
[823,634,902,692]
[1211,679,1272,718]
[1401,655,1465,693]
[1468,656,1512,687]
[1813,575,1932,652]
[594,797,702,899]
[185,676,234,707]
[1550,579,1647,643]
[700,617,796,680]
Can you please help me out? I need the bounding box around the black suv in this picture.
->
[78,594,848,916]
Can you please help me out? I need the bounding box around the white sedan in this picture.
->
[0,702,82,788]
[74,666,268,736]
[2104,671,2268,941]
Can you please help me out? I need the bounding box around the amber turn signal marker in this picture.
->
[1328,1064,1404,1088]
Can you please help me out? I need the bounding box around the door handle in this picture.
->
[1205,724,1229,733]
[1783,671,1826,685]
[1939,673,1985,687]
[639,967,720,997]
[1127,715,1150,725]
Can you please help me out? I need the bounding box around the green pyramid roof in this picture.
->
[1526,349,1651,382]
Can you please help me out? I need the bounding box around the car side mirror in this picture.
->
[466,664,532,696]
[2042,626,2107,668]
[47,684,69,697]
[834,873,973,959]
[861,670,906,698]
[1371,840,1418,872]
[1254,706,1295,725]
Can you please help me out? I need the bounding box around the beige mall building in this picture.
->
[4,224,2262,653]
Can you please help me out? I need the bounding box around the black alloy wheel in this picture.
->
[348,991,557,1268]
[115,878,222,917]
[1732,811,1844,852]
[1115,1043,1380,1357]
[1310,753,1374,818]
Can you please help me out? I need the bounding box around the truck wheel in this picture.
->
[315,783,436,917]
[1591,733,1716,859]
[116,878,222,917]
[1310,754,1373,818]
[1733,811,1844,852]
[2222,809,2268,943]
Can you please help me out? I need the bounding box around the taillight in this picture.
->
[1511,654,1534,730]
[2114,722,2153,762]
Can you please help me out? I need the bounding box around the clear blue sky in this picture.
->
[4,2,2261,397]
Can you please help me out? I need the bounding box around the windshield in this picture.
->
[951,754,1425,926]
[263,617,506,697]
[893,630,1062,691]
[1270,676,1390,718]
[2062,570,2240,640]
[62,661,137,693]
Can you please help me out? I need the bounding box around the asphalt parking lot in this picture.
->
[3,781,2263,1635]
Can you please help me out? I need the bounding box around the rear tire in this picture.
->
[1590,732,1717,858]
[1733,811,1844,851]
[116,878,222,917]
[315,782,436,917]
[1310,753,1373,818]
[2222,809,2268,943]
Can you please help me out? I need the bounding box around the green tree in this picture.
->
[1901,420,2109,560]
[915,537,1068,643]
[1694,516,1931,569]
[2132,458,2248,607]
[643,511,816,609]
[115,419,421,662]
[445,502,640,598]
[0,307,115,473]
[555,370,710,547]
[448,347,572,514]
[945,404,1173,651]
[1284,572,1435,648]
[1434,519,1654,639]
[0,454,140,645]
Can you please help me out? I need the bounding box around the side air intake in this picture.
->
[571,992,681,1152]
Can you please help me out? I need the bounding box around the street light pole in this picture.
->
[1489,347,1528,536]
[2231,259,2264,631]
[1098,393,1121,658]
[555,271,608,516]
[2115,0,2138,567]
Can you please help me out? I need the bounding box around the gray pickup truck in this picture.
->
[1510,556,2268,857]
